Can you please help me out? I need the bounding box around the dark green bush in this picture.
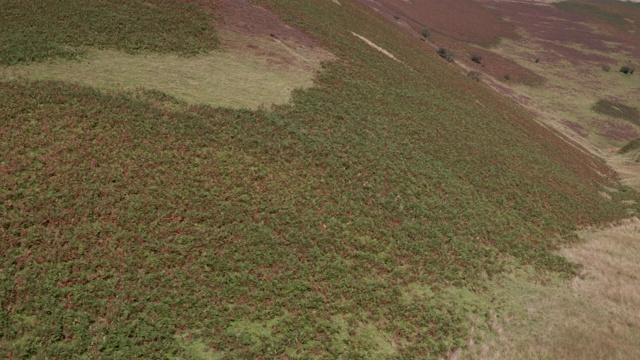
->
[618,138,640,154]
[620,65,635,74]
[0,0,219,65]
[471,54,483,64]
[437,47,454,62]
[592,99,640,125]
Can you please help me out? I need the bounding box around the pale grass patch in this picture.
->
[0,35,334,110]
[607,155,640,191]
[461,218,640,360]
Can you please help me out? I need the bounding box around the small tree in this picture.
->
[504,73,511,80]
[602,65,610,72]
[421,28,431,39]
[620,65,635,74]
[471,54,483,64]
[437,47,454,62]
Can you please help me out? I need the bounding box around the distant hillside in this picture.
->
[1,0,636,358]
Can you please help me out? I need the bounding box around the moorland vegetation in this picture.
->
[1,0,639,358]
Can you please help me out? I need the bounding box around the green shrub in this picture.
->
[437,47,454,62]
[471,54,483,64]
[620,65,635,74]
[602,65,611,72]
[421,28,431,38]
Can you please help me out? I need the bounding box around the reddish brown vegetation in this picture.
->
[219,0,321,48]
[368,0,517,47]
[480,0,640,60]
[431,33,545,86]
[562,121,589,138]
[599,121,640,142]
[357,0,543,85]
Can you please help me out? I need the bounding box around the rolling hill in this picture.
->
[1,0,638,358]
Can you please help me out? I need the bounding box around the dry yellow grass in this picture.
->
[460,218,640,360]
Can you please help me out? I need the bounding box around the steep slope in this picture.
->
[0,0,634,358]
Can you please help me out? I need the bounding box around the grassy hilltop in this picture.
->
[1,0,638,358]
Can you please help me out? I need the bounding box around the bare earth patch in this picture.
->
[351,32,402,63]
[0,0,335,109]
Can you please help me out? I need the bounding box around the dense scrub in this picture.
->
[619,139,640,154]
[0,0,629,357]
[593,99,640,125]
[0,0,219,66]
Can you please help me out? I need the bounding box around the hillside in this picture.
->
[1,0,638,358]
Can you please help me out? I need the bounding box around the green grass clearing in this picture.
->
[0,45,328,109]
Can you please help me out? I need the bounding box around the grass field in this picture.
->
[1,0,637,358]
[462,217,640,360]
[0,46,322,109]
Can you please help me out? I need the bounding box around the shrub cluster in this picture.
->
[620,65,635,74]
[437,47,454,62]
